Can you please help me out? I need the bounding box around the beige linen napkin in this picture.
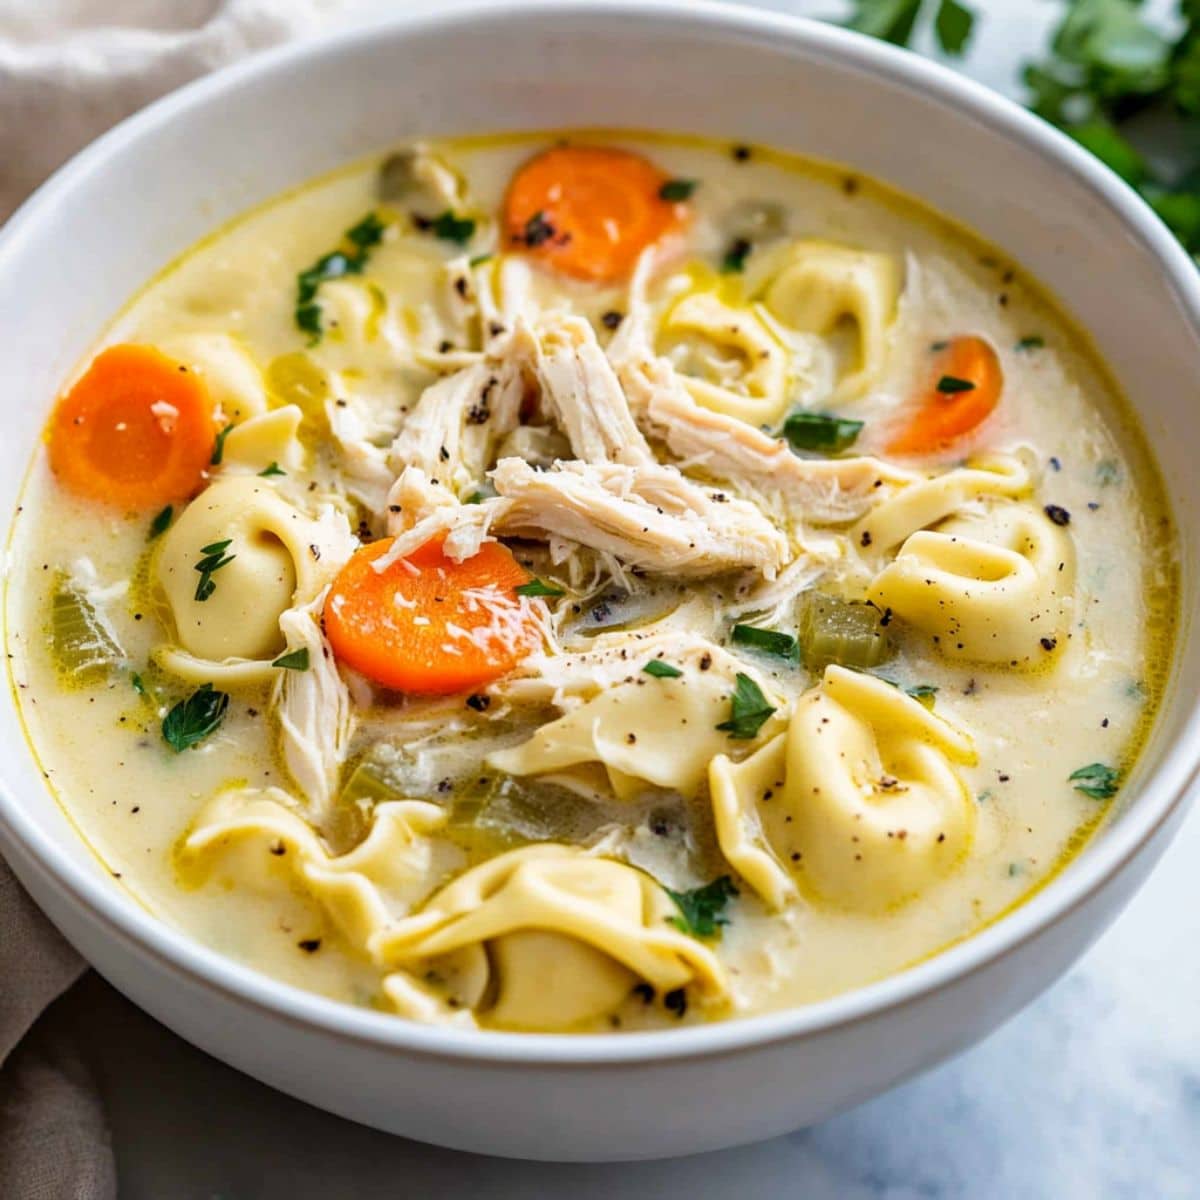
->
[0,2,339,1194]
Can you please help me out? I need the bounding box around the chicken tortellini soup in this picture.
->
[8,133,1177,1032]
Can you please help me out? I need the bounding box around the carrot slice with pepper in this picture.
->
[502,145,686,283]
[323,536,542,695]
[887,336,1003,456]
[48,344,216,510]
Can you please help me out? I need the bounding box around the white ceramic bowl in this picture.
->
[1,0,1198,1163]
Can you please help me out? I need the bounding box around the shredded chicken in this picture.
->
[377,467,498,568]
[388,337,528,494]
[609,250,916,522]
[274,593,355,827]
[489,457,789,578]
[532,314,654,466]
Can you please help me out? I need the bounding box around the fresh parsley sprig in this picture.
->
[665,876,740,939]
[193,538,235,603]
[162,683,229,753]
[716,672,777,739]
[1069,761,1120,799]
[295,212,387,344]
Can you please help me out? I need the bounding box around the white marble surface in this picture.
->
[42,1,1200,1195]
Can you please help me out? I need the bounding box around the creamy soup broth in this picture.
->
[8,132,1176,1032]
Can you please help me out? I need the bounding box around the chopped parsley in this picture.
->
[782,411,864,454]
[659,178,698,202]
[731,623,799,662]
[210,423,236,465]
[416,210,476,246]
[294,211,387,344]
[193,538,236,603]
[643,659,683,679]
[665,876,739,939]
[1069,762,1120,800]
[148,505,173,540]
[716,672,776,740]
[936,374,976,394]
[1016,335,1045,351]
[515,578,564,598]
[130,672,146,696]
[905,682,938,708]
[258,461,286,477]
[161,683,229,753]
[721,237,752,274]
[272,648,310,671]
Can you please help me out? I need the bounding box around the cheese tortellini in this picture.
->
[375,845,727,1030]
[156,476,355,671]
[869,502,1076,667]
[181,788,459,948]
[710,666,977,911]
[659,291,791,426]
[853,453,1075,666]
[762,239,902,400]
[486,655,786,800]
[159,332,268,423]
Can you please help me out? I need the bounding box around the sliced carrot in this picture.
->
[887,336,1003,457]
[502,145,686,283]
[48,344,216,510]
[323,536,542,695]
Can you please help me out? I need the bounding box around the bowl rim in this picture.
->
[2,0,1199,1067]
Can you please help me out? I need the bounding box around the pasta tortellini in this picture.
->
[181,788,459,949]
[375,845,727,1030]
[659,291,790,426]
[762,239,902,400]
[710,666,976,911]
[159,332,268,423]
[486,657,786,800]
[220,405,305,473]
[156,476,355,667]
[868,500,1075,667]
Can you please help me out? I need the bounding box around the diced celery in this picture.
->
[797,592,894,671]
[50,577,123,684]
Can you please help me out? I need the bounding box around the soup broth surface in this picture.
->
[8,131,1176,1033]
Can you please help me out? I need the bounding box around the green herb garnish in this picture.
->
[272,647,310,671]
[1069,762,1120,799]
[419,210,476,246]
[193,538,236,603]
[210,424,236,465]
[1016,335,1045,352]
[782,411,864,454]
[131,672,146,695]
[258,461,286,477]
[161,683,229,753]
[716,672,777,740]
[936,374,975,394]
[515,578,564,598]
[659,178,698,202]
[294,211,386,344]
[906,682,938,707]
[643,659,684,679]
[731,623,799,661]
[148,505,173,540]
[468,252,493,266]
[665,876,739,939]
[721,237,752,274]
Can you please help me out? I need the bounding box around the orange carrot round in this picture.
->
[323,536,542,695]
[48,344,216,510]
[502,145,686,283]
[887,336,1003,457]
